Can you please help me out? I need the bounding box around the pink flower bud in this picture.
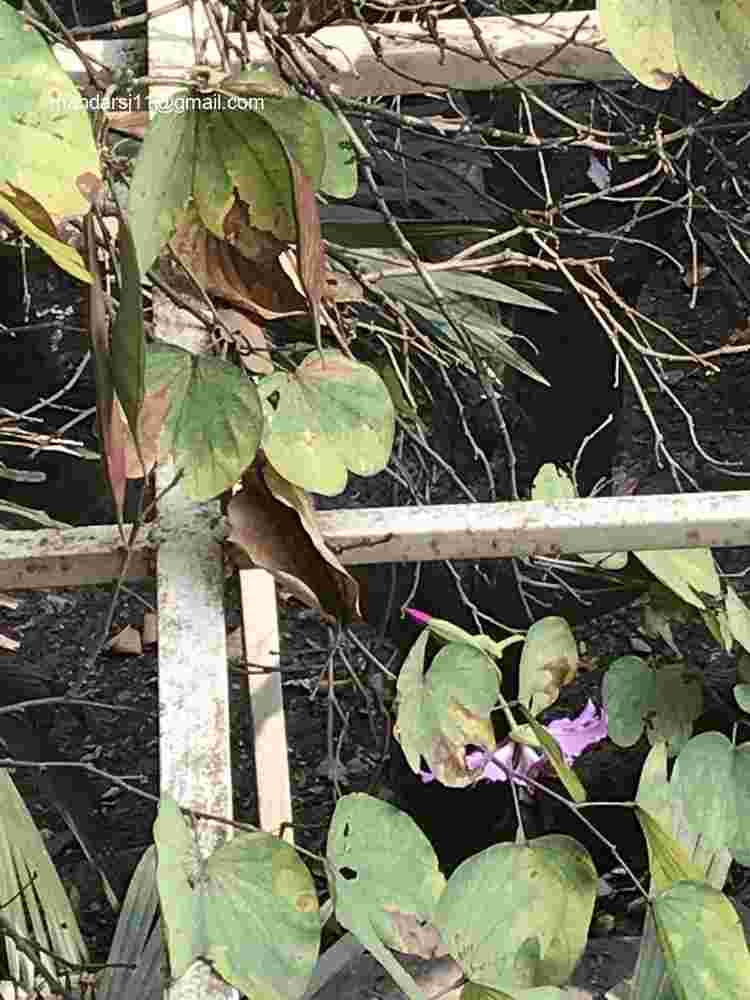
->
[406,608,432,625]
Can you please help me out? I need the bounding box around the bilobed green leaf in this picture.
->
[128,102,196,275]
[652,881,750,997]
[632,547,721,610]
[672,733,750,865]
[600,0,750,101]
[605,658,701,755]
[155,796,320,999]
[202,830,320,998]
[144,341,263,501]
[259,349,395,496]
[0,3,101,217]
[435,837,596,993]
[327,794,446,1000]
[604,655,654,748]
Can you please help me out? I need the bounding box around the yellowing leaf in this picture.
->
[0,5,101,218]
[259,350,395,496]
[143,341,263,501]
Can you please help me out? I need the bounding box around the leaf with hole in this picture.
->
[327,794,446,1000]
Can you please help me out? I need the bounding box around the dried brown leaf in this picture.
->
[170,209,308,319]
[216,308,274,374]
[107,625,143,656]
[289,160,326,325]
[117,387,170,479]
[226,457,361,625]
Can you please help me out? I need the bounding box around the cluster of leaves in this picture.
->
[376,593,750,996]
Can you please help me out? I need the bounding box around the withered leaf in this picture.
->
[226,457,361,625]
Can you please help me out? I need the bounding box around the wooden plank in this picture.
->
[239,569,293,842]
[56,9,627,98]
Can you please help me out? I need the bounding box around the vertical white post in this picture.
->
[148,3,238,997]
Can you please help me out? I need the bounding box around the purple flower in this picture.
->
[546,699,608,764]
[466,744,542,786]
[416,700,609,788]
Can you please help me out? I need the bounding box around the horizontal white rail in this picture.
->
[2,491,749,590]
[317,491,750,564]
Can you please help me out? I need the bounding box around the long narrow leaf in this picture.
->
[97,847,163,1000]
[0,771,86,992]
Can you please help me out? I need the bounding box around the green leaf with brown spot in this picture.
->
[259,349,395,496]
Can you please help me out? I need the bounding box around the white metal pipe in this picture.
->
[2,491,750,590]
[315,490,750,565]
